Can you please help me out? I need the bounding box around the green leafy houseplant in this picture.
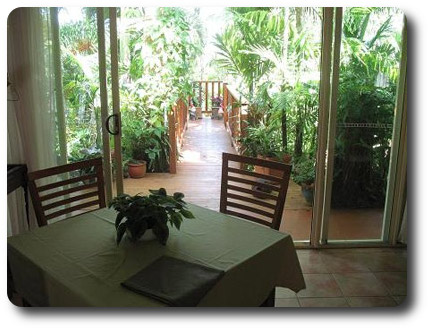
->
[292,156,315,205]
[292,157,315,186]
[109,188,195,245]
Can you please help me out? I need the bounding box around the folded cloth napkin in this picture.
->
[121,256,224,307]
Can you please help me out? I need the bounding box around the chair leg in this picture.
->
[260,287,275,307]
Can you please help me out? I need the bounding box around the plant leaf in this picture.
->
[170,211,182,230]
[173,192,185,200]
[115,212,125,229]
[152,221,169,245]
[180,209,195,219]
[116,223,127,246]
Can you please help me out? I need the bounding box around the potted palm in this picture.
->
[109,188,195,245]
[292,156,315,205]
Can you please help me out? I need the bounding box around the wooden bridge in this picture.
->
[123,80,383,241]
[123,81,313,240]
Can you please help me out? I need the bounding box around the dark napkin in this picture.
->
[121,256,224,307]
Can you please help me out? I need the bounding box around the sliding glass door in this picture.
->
[312,7,407,245]
[54,7,123,201]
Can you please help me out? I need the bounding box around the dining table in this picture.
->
[7,204,305,307]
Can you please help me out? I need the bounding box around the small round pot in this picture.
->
[125,228,157,242]
[128,161,147,178]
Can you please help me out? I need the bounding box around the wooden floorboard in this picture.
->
[123,117,383,241]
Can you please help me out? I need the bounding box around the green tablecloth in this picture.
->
[7,204,305,307]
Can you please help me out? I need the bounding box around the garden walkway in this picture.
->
[123,117,383,241]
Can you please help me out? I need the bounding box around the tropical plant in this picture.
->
[213,8,281,95]
[292,156,315,186]
[240,121,283,159]
[330,7,402,208]
[109,188,195,245]
[58,7,204,173]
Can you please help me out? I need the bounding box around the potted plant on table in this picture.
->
[109,188,195,245]
[291,156,315,205]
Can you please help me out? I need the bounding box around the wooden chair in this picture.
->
[220,153,292,230]
[27,158,106,227]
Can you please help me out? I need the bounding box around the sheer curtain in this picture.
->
[7,8,58,235]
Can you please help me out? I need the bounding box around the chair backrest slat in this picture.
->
[45,200,101,221]
[27,157,106,227]
[220,153,292,230]
[226,192,276,210]
[37,173,97,192]
[42,190,99,211]
[39,182,99,202]
[227,166,283,182]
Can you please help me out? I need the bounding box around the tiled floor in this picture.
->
[10,246,407,307]
[275,247,407,307]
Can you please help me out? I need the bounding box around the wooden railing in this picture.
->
[168,98,189,174]
[223,83,249,153]
[167,82,249,174]
[192,80,223,118]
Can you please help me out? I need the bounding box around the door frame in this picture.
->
[96,7,124,202]
[310,8,408,248]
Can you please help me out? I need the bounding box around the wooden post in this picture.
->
[223,83,228,126]
[211,81,214,104]
[199,82,202,107]
[218,81,221,97]
[205,81,208,113]
[168,110,177,174]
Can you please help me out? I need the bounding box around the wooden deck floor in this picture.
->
[124,117,383,241]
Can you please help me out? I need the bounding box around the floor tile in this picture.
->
[275,287,296,298]
[354,252,407,272]
[275,298,300,307]
[347,296,397,307]
[297,250,330,274]
[299,297,349,307]
[297,274,343,298]
[333,272,389,297]
[374,272,407,295]
[319,251,370,273]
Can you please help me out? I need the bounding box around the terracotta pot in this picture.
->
[128,161,147,178]
[254,155,271,175]
[254,154,292,178]
[267,154,292,178]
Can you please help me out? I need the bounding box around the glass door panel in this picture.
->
[57,7,123,201]
[277,7,322,242]
[325,8,404,241]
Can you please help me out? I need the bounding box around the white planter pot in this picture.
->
[139,229,157,241]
